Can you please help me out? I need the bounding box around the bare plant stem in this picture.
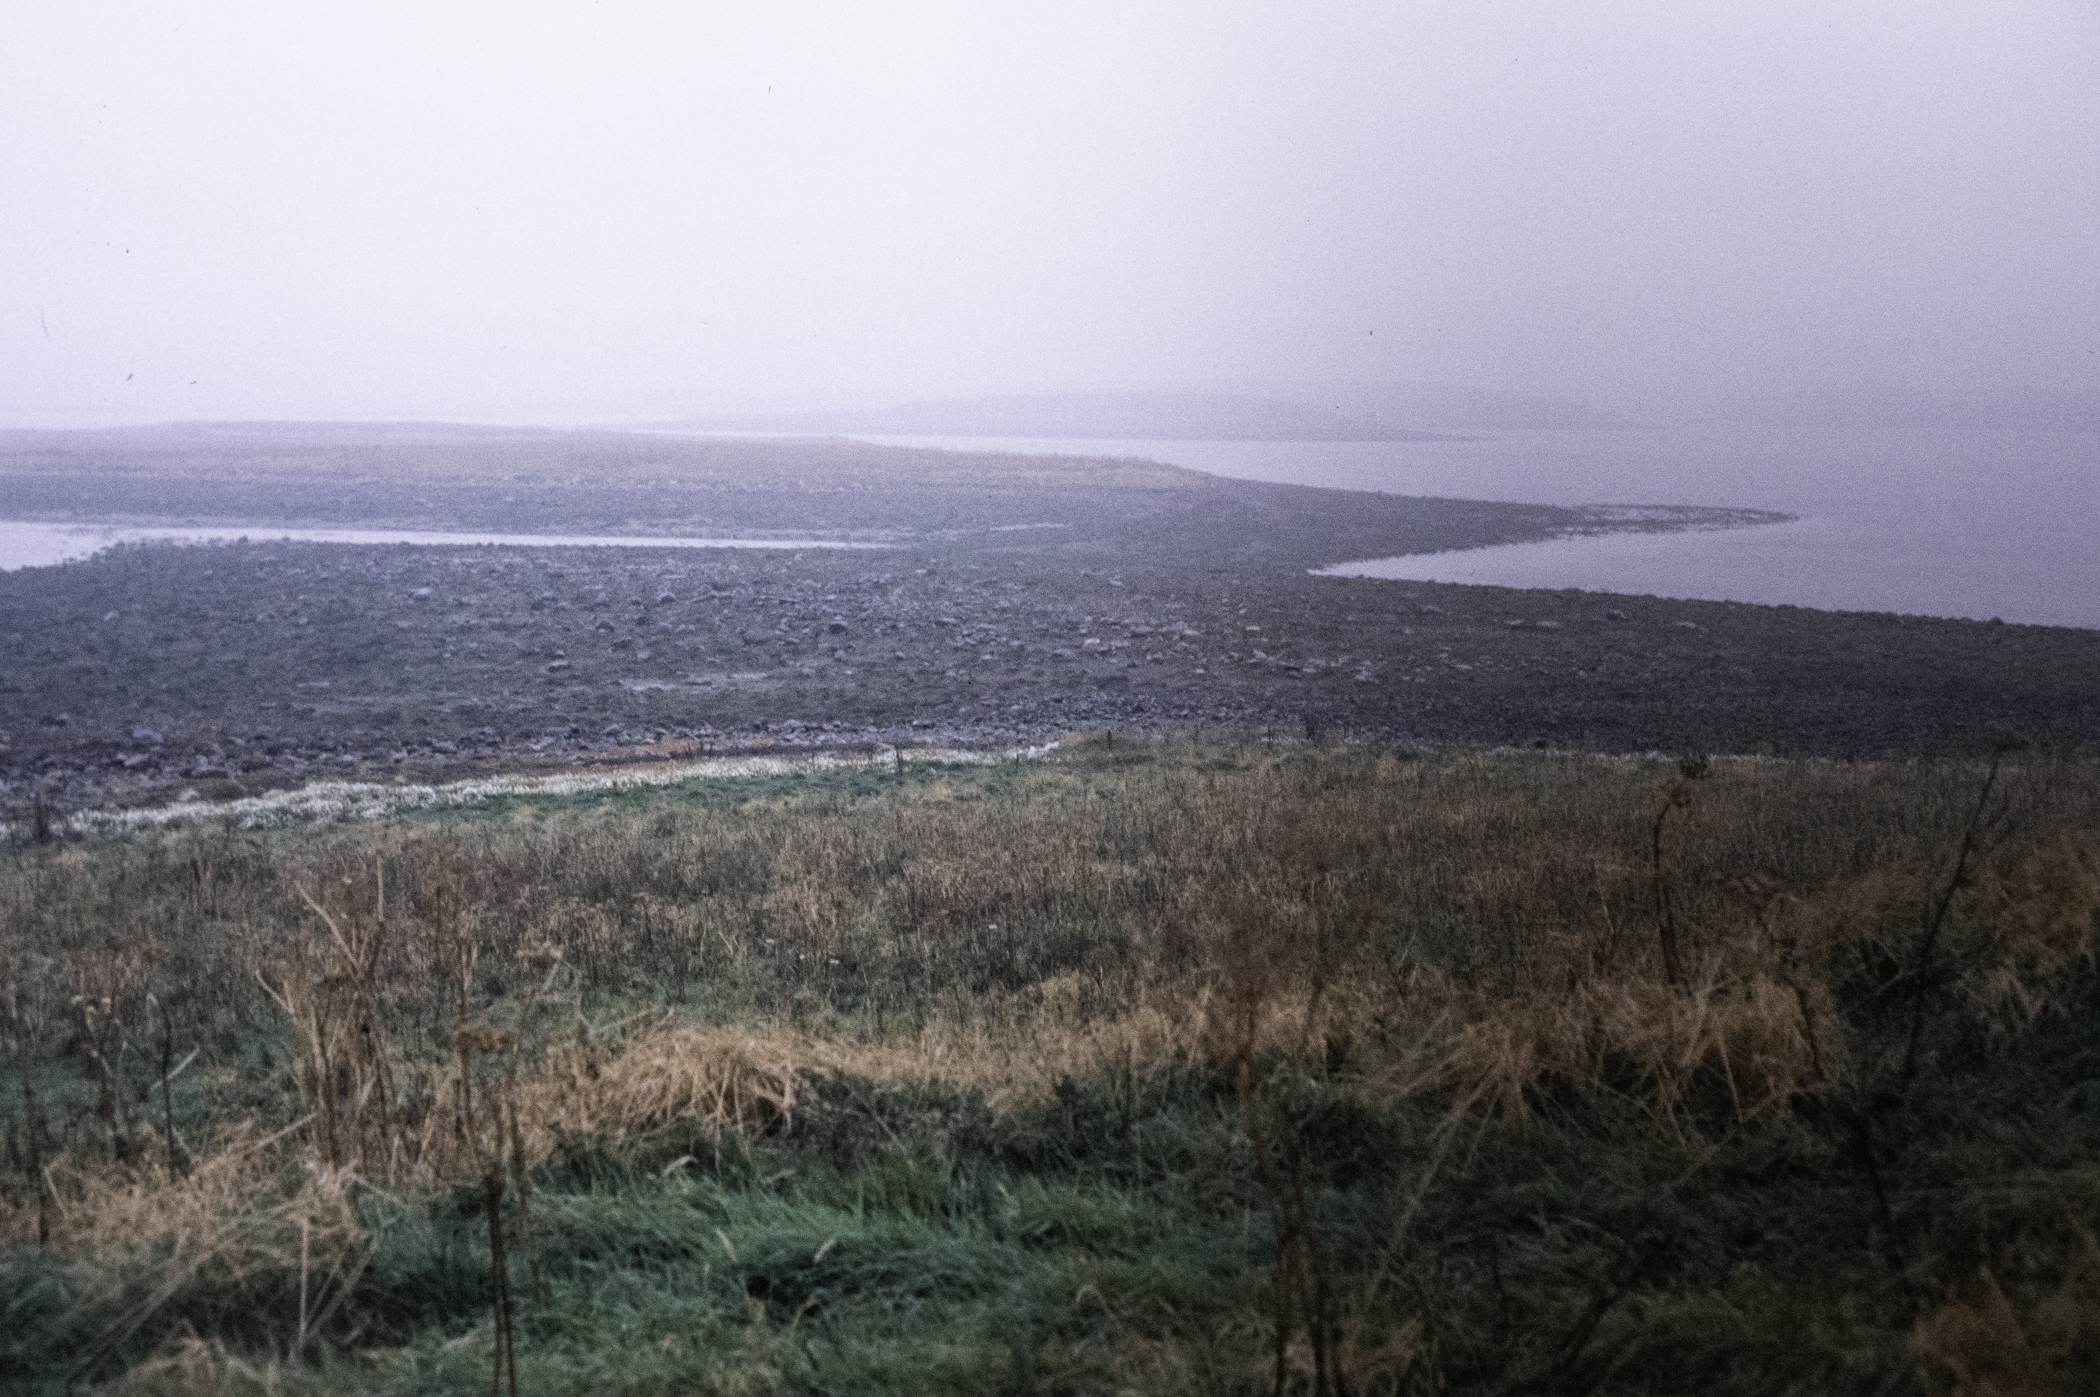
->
[1506,1219,1666,1396]
[1898,753,2004,1095]
[1647,757,1712,988]
[1237,1024,1349,1397]
[79,1001,132,1164]
[1650,796,1688,987]
[485,1168,517,1397]
[22,1079,50,1246]
[507,1097,541,1304]
[155,997,187,1177]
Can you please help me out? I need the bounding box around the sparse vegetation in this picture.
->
[5,736,2096,1393]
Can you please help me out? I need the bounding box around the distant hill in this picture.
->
[1721,385,2100,433]
[0,420,567,447]
[1214,380,1638,432]
[0,421,1207,493]
[666,391,1459,442]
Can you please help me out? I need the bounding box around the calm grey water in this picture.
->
[5,427,2091,627]
[860,426,2099,629]
[0,523,888,573]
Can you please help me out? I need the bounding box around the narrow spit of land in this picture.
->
[0,426,2092,818]
[4,737,2096,1394]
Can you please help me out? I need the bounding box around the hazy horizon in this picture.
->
[6,3,2095,431]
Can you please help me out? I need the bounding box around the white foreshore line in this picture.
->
[0,520,898,572]
[11,743,1062,837]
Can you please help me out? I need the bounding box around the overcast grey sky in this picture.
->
[5,2,2095,427]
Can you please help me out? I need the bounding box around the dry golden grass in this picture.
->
[13,1119,370,1366]
[10,741,2099,1181]
[502,778,2099,1168]
[516,1023,802,1153]
[5,739,2098,1390]
[493,978,1327,1170]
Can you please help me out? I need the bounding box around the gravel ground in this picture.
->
[3,430,2092,813]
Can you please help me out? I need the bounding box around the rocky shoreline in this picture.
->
[4,431,2093,818]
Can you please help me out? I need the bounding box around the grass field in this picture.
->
[4,735,2097,1394]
